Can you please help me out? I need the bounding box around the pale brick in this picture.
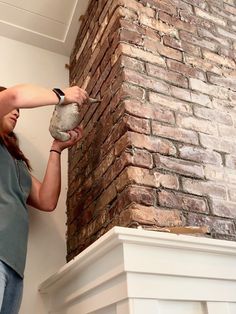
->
[170,85,192,102]
[211,5,236,22]
[228,186,236,202]
[195,7,227,26]
[139,14,179,38]
[185,55,222,75]
[189,78,229,99]
[211,200,236,219]
[92,15,109,51]
[226,155,236,169]
[116,0,155,17]
[171,0,193,13]
[152,122,199,145]
[204,164,225,182]
[212,97,236,113]
[219,125,236,139]
[193,106,233,125]
[225,168,236,185]
[203,50,236,69]
[200,133,236,155]
[208,73,236,92]
[187,213,236,236]
[223,0,235,6]
[182,178,227,199]
[144,37,182,61]
[180,31,218,52]
[124,68,169,94]
[217,26,236,41]
[176,114,217,135]
[158,190,209,213]
[198,27,230,47]
[114,43,166,67]
[149,92,193,114]
[179,145,222,165]
[121,82,146,100]
[170,86,212,108]
[190,92,212,107]
[154,154,204,178]
[121,55,145,73]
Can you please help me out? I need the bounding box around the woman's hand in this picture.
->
[50,126,83,152]
[62,86,88,106]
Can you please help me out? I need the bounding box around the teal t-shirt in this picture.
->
[0,143,32,278]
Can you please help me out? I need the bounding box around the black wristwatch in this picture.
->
[52,88,65,105]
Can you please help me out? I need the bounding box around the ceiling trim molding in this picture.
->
[0,0,90,56]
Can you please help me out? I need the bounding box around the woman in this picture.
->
[0,84,88,313]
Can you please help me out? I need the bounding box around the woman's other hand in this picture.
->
[50,126,83,152]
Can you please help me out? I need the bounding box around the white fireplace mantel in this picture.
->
[39,227,236,314]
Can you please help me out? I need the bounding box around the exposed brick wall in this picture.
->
[67,0,236,261]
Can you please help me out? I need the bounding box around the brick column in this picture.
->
[67,0,236,261]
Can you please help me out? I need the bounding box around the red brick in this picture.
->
[167,59,205,81]
[123,98,175,124]
[123,114,151,135]
[126,131,177,156]
[120,28,143,46]
[119,204,184,227]
[68,0,236,258]
[159,11,197,33]
[146,63,188,88]
[115,166,179,192]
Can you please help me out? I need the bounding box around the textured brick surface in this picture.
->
[67,0,236,261]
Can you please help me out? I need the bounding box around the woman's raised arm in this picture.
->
[0,84,88,118]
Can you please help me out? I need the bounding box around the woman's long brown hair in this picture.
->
[0,86,32,170]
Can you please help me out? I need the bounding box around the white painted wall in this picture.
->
[0,35,69,314]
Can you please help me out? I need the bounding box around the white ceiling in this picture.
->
[0,0,90,56]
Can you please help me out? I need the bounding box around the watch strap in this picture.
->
[52,88,65,105]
